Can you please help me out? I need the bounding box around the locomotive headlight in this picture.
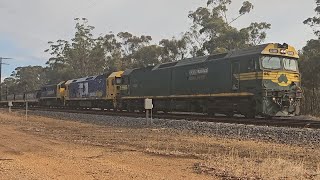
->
[280,49,286,54]
[287,51,294,56]
[296,91,302,98]
[269,49,279,53]
[272,97,276,101]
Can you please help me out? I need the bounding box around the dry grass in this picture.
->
[198,154,319,179]
[144,141,320,179]
[141,134,320,179]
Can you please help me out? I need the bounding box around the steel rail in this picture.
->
[2,106,320,129]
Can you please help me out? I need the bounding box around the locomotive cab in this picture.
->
[107,71,124,108]
[259,43,302,116]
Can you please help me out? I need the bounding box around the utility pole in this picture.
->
[0,57,11,101]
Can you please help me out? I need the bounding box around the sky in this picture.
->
[0,0,317,81]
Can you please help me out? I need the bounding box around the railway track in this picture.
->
[2,106,320,129]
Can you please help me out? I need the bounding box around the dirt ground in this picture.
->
[0,111,319,179]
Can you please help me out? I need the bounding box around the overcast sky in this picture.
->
[0,0,317,80]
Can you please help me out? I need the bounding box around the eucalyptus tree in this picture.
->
[45,39,72,83]
[102,33,122,72]
[304,0,320,37]
[300,0,320,115]
[117,32,153,68]
[132,45,162,68]
[186,0,270,55]
[45,18,107,81]
[159,37,188,62]
[65,18,106,77]
[3,66,47,93]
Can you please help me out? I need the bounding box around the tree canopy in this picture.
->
[2,66,46,94]
[300,0,320,115]
[187,0,270,54]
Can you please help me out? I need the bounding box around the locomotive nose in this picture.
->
[277,74,288,84]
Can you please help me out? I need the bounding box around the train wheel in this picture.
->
[295,106,300,116]
[226,112,234,117]
[245,99,256,118]
[263,114,272,119]
[245,112,255,119]
[127,105,134,113]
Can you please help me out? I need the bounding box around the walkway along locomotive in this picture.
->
[0,43,302,118]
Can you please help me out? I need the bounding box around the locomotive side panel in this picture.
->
[67,75,107,100]
[64,74,113,108]
[171,59,231,96]
[40,82,65,106]
[127,67,171,97]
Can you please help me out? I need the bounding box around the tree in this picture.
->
[117,32,152,68]
[102,32,122,72]
[65,18,106,77]
[184,27,207,57]
[1,77,18,95]
[300,40,320,89]
[303,0,320,37]
[300,1,320,115]
[300,39,320,115]
[45,39,72,83]
[159,37,188,62]
[45,18,107,82]
[132,45,162,67]
[187,0,270,54]
[2,66,47,93]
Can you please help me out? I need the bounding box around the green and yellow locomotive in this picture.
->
[120,43,302,117]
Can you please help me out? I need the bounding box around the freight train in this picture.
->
[0,43,302,118]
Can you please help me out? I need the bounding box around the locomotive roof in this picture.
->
[108,71,124,78]
[65,75,99,85]
[170,44,269,67]
[42,81,66,88]
[123,43,298,75]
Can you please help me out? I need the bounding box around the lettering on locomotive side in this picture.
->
[188,68,208,80]
[46,90,55,95]
[120,85,128,90]
[188,68,208,76]
[188,74,207,80]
